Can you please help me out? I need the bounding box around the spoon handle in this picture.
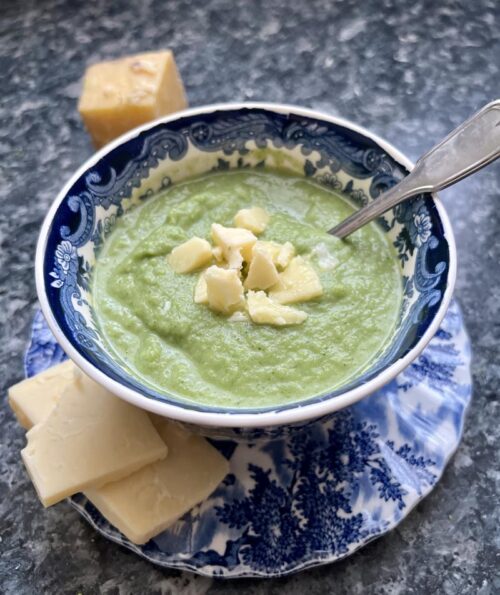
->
[329,100,500,239]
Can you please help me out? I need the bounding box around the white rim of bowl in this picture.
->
[36,102,457,428]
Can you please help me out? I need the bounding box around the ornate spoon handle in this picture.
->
[329,100,500,239]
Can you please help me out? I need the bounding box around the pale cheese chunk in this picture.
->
[193,272,208,304]
[244,248,279,290]
[247,291,307,326]
[212,246,224,263]
[8,360,77,430]
[21,374,167,507]
[252,240,281,262]
[85,420,229,544]
[11,377,228,545]
[252,241,295,270]
[78,50,188,148]
[233,207,270,235]
[168,237,212,273]
[211,224,257,263]
[269,256,323,304]
[276,241,296,269]
[205,265,245,314]
[9,362,75,430]
[8,360,74,430]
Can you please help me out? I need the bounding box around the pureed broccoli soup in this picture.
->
[92,169,402,409]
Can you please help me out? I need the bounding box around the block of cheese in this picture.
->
[233,207,269,235]
[269,256,323,304]
[211,224,257,263]
[247,291,307,326]
[228,311,248,322]
[8,360,74,430]
[21,374,167,507]
[244,247,279,290]
[10,378,229,545]
[205,265,245,314]
[78,50,188,148]
[85,419,229,544]
[253,240,295,270]
[168,237,212,273]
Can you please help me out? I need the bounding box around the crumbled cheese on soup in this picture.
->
[233,207,270,234]
[168,208,324,326]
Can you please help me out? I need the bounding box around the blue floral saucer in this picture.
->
[24,301,471,578]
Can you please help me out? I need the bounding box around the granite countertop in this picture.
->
[1,0,499,592]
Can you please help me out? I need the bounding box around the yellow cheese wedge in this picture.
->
[246,291,307,326]
[168,237,212,273]
[8,360,74,430]
[205,265,245,314]
[21,375,167,507]
[233,207,270,234]
[252,241,295,270]
[193,272,208,304]
[269,256,323,304]
[85,419,229,544]
[244,248,280,290]
[211,224,257,263]
[78,50,188,148]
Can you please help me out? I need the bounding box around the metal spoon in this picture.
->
[328,100,500,239]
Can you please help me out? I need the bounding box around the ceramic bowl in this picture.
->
[36,103,456,432]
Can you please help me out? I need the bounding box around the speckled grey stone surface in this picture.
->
[0,0,499,593]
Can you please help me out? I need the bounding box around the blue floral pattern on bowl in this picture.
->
[25,301,471,577]
[38,105,453,422]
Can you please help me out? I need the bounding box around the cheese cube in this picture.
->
[269,256,323,304]
[205,265,245,314]
[211,224,257,263]
[244,247,280,290]
[247,291,307,326]
[85,420,229,544]
[168,237,212,273]
[8,360,74,430]
[193,272,208,304]
[78,50,188,148]
[233,207,270,235]
[252,241,295,270]
[21,374,167,507]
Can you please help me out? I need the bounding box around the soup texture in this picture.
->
[93,170,402,409]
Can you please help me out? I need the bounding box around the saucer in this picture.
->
[24,300,471,578]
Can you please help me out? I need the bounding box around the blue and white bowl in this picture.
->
[35,103,456,433]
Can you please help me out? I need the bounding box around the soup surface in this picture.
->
[93,170,402,408]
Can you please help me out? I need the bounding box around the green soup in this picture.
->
[92,170,402,408]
